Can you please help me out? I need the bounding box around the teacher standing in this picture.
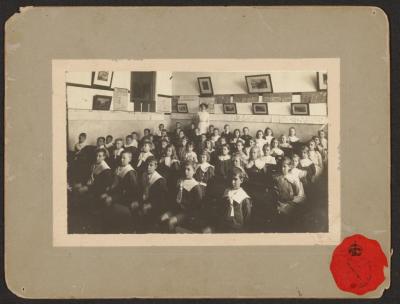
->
[197,103,210,135]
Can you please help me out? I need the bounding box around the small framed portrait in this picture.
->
[252,102,269,115]
[291,103,310,116]
[176,103,189,113]
[223,103,237,114]
[317,72,328,90]
[92,95,112,111]
[92,71,114,87]
[197,77,214,96]
[245,74,273,94]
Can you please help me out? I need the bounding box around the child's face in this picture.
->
[233,157,241,168]
[187,145,194,152]
[267,129,272,136]
[176,122,182,129]
[272,140,278,148]
[222,146,229,155]
[206,141,212,149]
[200,154,208,163]
[116,140,123,149]
[281,136,288,143]
[264,147,271,155]
[224,125,230,132]
[121,153,131,166]
[257,132,263,139]
[292,157,299,168]
[289,128,295,136]
[79,136,86,143]
[106,137,112,144]
[144,130,150,136]
[234,130,240,137]
[281,162,291,175]
[249,139,255,147]
[302,150,308,159]
[243,128,249,135]
[319,131,325,138]
[161,141,168,148]
[147,161,157,174]
[191,123,195,129]
[314,137,321,145]
[182,139,187,146]
[131,133,137,140]
[184,165,194,179]
[250,149,258,160]
[309,141,316,150]
[143,144,151,152]
[236,142,243,151]
[231,174,242,190]
[159,124,164,130]
[201,134,207,142]
[166,147,173,157]
[96,152,105,164]
[126,137,132,145]
[179,131,185,138]
[97,138,105,147]
[213,129,219,136]
[220,138,227,145]
[195,128,200,135]
[161,130,167,137]
[209,126,214,133]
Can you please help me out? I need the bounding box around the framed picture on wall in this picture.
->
[245,74,273,94]
[223,103,237,114]
[197,77,214,96]
[252,102,269,115]
[176,103,189,113]
[92,95,112,111]
[92,71,114,87]
[290,103,310,115]
[317,72,328,90]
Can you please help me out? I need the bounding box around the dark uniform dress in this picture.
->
[135,151,153,174]
[218,188,252,232]
[157,157,181,208]
[213,155,232,199]
[107,147,124,170]
[124,145,139,167]
[139,171,168,232]
[104,164,139,233]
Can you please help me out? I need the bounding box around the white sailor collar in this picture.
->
[181,178,199,192]
[223,188,250,204]
[115,164,134,179]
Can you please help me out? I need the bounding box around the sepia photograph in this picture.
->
[53,59,339,246]
[246,74,273,94]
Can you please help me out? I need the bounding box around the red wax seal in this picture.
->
[330,234,388,295]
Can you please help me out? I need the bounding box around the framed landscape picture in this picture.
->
[92,95,112,111]
[317,71,328,90]
[176,103,189,113]
[290,103,310,115]
[92,71,114,87]
[197,77,214,96]
[252,102,269,115]
[223,103,237,114]
[245,74,273,94]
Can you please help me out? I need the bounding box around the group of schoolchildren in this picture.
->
[68,122,328,233]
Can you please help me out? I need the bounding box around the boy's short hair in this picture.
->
[145,156,158,166]
[262,143,271,151]
[162,128,168,132]
[97,136,105,141]
[131,131,138,136]
[199,150,211,162]
[144,128,150,133]
[159,123,164,127]
[224,124,230,128]
[121,150,133,159]
[281,156,292,166]
[115,138,124,144]
[96,148,107,157]
[142,140,152,147]
[300,145,309,153]
[231,167,246,181]
[183,159,196,169]
[243,127,249,131]
[186,140,194,147]
[106,135,113,139]
[79,132,87,138]
[126,135,133,140]
[221,143,230,151]
[292,153,300,161]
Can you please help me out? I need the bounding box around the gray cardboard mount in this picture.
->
[5,7,390,298]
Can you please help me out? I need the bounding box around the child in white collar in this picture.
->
[74,132,87,155]
[162,160,204,232]
[130,132,139,148]
[270,138,284,158]
[194,150,215,187]
[184,141,198,163]
[264,127,274,145]
[211,128,221,144]
[255,129,267,152]
[290,154,307,181]
[261,144,277,165]
[279,135,293,149]
[136,141,154,172]
[105,135,114,149]
[219,167,252,232]
[288,127,300,144]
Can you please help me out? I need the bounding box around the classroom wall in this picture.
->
[171,71,318,95]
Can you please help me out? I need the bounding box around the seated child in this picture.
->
[264,127,274,146]
[261,144,277,165]
[154,123,165,137]
[235,140,249,163]
[134,156,168,232]
[155,138,169,159]
[108,138,125,170]
[207,124,215,140]
[124,135,139,163]
[194,150,215,188]
[245,137,256,157]
[218,168,252,233]
[105,135,114,149]
[255,130,267,152]
[74,132,87,156]
[211,128,221,144]
[130,132,139,148]
[136,141,154,173]
[184,141,198,163]
[100,150,139,233]
[244,146,267,201]
[308,139,324,179]
[231,152,249,183]
[279,135,293,157]
[288,127,300,144]
[162,160,204,232]
[270,138,284,162]
[241,127,252,144]
[140,128,152,146]
[299,146,316,183]
[272,157,305,216]
[214,144,232,182]
[73,148,113,203]
[177,137,188,162]
[313,135,328,165]
[203,139,217,165]
[318,129,328,151]
[221,124,233,142]
[158,144,181,202]
[290,154,307,182]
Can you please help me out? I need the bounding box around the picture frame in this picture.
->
[317,71,328,91]
[223,103,237,114]
[252,102,269,115]
[197,77,214,96]
[245,74,273,94]
[176,103,189,113]
[92,95,112,111]
[92,71,114,87]
[290,103,310,115]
